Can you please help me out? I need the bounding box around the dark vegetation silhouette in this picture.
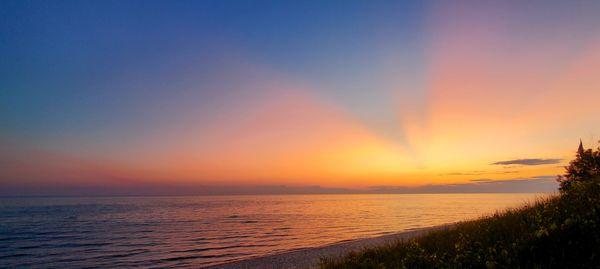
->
[321,141,600,269]
[558,140,600,192]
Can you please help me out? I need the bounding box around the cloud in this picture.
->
[0,183,353,197]
[440,170,519,176]
[491,158,562,166]
[1,176,559,197]
[369,175,558,194]
[469,178,494,182]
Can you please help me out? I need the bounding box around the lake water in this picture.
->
[0,193,544,268]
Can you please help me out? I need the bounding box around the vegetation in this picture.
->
[321,142,600,269]
[558,141,600,192]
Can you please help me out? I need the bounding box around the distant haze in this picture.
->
[1,176,558,197]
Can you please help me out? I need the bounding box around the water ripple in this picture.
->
[0,194,541,267]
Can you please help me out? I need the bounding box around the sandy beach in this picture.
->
[207,224,452,269]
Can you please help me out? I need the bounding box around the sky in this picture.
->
[2,0,600,196]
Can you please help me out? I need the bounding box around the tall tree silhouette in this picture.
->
[558,140,600,192]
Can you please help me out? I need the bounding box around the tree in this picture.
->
[558,140,600,192]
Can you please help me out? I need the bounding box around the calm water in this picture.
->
[0,193,543,268]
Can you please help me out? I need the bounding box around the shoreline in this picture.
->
[207,224,453,269]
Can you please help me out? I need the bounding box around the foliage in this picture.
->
[321,145,600,269]
[558,141,600,192]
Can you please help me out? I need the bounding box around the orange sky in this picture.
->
[2,1,600,194]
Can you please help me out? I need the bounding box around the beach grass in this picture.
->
[320,176,600,268]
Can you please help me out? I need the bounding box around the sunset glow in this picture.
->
[2,1,600,195]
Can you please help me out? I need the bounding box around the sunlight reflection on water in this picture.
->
[0,193,544,267]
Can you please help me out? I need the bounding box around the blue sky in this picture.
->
[2,0,600,195]
[1,0,426,143]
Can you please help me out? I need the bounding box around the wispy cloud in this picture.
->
[491,158,562,166]
[440,170,519,176]
[1,176,560,196]
[469,175,555,183]
[369,175,558,194]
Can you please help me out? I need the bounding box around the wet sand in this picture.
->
[207,224,453,269]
